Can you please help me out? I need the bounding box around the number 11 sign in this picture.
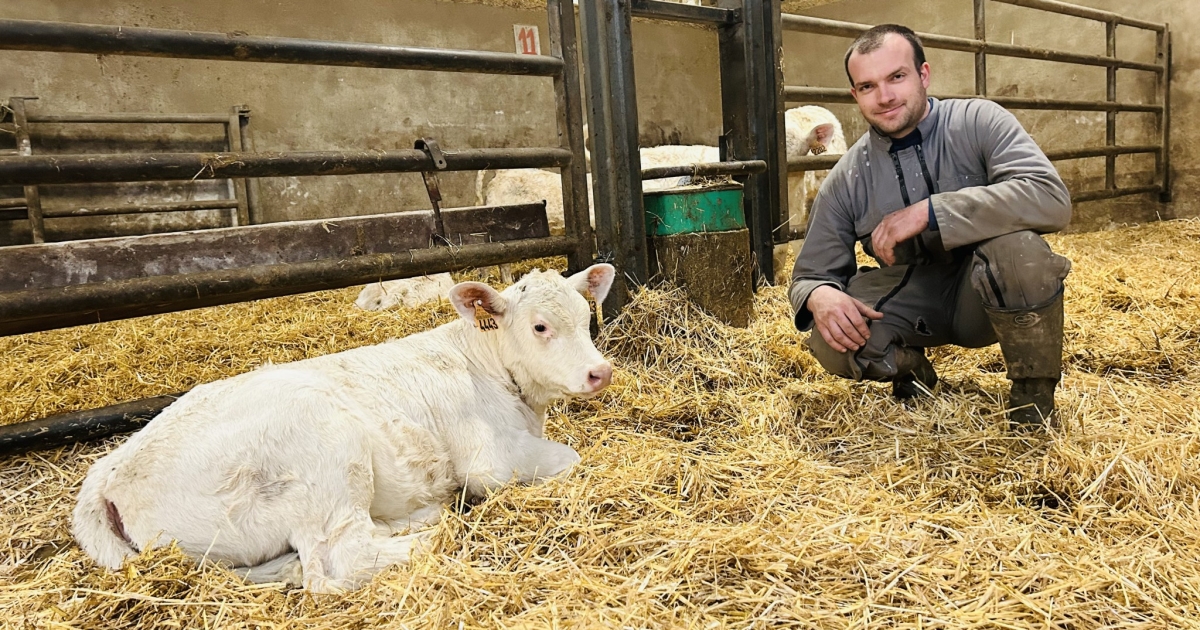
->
[513,25,541,56]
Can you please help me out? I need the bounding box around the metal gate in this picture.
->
[0,4,593,337]
[0,3,595,453]
[781,0,1172,244]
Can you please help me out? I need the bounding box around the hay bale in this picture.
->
[2,221,1200,627]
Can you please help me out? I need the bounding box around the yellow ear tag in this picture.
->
[592,295,604,327]
[474,300,498,332]
[811,143,827,156]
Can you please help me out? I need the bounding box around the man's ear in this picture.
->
[567,264,616,304]
[449,282,507,323]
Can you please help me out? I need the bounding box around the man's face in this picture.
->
[848,34,931,138]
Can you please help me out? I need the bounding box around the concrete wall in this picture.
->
[784,0,1197,231]
[0,0,721,244]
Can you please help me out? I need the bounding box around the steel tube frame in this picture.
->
[780,14,1161,73]
[641,159,768,180]
[26,112,231,124]
[784,87,1161,113]
[0,147,572,186]
[631,0,740,25]
[41,200,240,218]
[0,394,183,457]
[0,235,576,337]
[548,0,596,274]
[786,145,1161,174]
[580,0,647,317]
[990,0,1164,32]
[0,18,563,76]
[719,0,786,286]
[1072,185,1161,203]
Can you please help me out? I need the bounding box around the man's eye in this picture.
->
[534,324,547,333]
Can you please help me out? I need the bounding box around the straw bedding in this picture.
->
[2,218,1199,628]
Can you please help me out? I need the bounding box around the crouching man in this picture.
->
[789,24,1073,428]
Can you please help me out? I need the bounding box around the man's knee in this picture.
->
[805,330,863,380]
[971,231,1071,309]
[805,325,900,382]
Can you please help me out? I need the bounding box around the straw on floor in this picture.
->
[1,218,1199,628]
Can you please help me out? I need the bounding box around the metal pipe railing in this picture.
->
[0,19,563,77]
[641,159,767,181]
[0,235,577,337]
[780,14,1162,73]
[783,86,1162,113]
[990,0,1165,32]
[0,147,573,186]
[26,112,231,124]
[631,0,740,25]
[1072,185,1161,203]
[41,200,240,218]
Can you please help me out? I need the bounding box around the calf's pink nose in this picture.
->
[587,363,613,391]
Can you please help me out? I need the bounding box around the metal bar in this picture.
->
[579,0,647,317]
[630,0,740,25]
[0,197,26,209]
[0,235,575,337]
[8,97,45,244]
[226,106,251,227]
[0,19,564,77]
[779,14,1162,73]
[718,0,785,283]
[0,147,573,186]
[784,86,1162,112]
[786,154,843,172]
[0,393,183,457]
[1105,22,1117,191]
[989,0,1165,33]
[236,107,263,224]
[1158,28,1172,203]
[641,159,767,180]
[974,0,987,96]
[548,0,595,275]
[0,209,28,221]
[41,199,240,218]
[787,146,1158,170]
[26,112,230,124]
[1071,185,1160,203]
[1043,145,1160,161]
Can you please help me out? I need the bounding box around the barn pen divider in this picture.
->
[580,0,783,297]
[0,2,595,454]
[779,0,1172,242]
[0,0,1175,455]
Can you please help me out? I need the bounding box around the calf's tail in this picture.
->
[71,466,137,569]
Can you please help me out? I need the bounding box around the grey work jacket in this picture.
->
[789,97,1072,331]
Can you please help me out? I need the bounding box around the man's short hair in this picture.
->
[843,24,927,86]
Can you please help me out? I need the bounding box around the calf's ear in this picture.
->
[809,123,835,146]
[449,282,508,322]
[568,263,616,304]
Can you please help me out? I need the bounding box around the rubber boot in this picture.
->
[891,346,938,400]
[985,292,1064,429]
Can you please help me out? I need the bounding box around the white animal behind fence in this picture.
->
[784,105,848,232]
[355,273,456,311]
[73,264,617,593]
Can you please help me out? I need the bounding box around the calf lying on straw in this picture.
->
[72,264,616,593]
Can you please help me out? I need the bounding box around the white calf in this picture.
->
[639,145,722,192]
[73,264,616,593]
[354,273,456,311]
[784,105,847,231]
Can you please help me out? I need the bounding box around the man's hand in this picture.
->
[806,285,884,353]
[871,201,929,266]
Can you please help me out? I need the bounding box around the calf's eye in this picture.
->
[534,324,547,333]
